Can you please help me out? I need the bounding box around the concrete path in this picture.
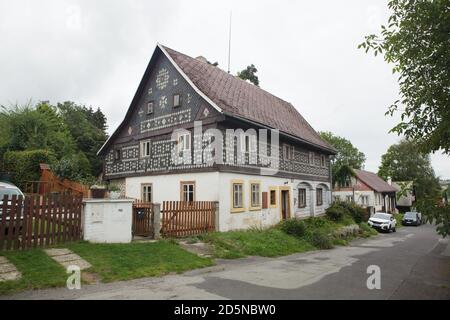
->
[0,256,21,282]
[2,224,449,300]
[44,248,91,270]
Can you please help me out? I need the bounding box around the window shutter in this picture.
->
[262,192,268,209]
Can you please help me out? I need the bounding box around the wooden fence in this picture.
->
[132,200,154,237]
[0,194,83,251]
[161,201,215,238]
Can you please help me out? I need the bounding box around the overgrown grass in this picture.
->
[199,228,315,259]
[201,213,378,259]
[66,241,214,282]
[0,249,67,296]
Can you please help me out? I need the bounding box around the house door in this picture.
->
[281,190,290,220]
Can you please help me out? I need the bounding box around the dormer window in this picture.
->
[147,101,154,114]
[173,94,181,108]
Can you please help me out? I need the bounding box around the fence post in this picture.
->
[214,201,220,232]
[153,203,161,239]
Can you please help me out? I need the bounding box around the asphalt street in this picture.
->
[2,223,449,300]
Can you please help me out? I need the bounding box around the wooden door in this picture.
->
[281,190,290,220]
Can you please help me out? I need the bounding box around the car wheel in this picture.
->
[393,226,396,232]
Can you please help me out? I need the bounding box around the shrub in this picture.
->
[340,202,368,223]
[279,219,306,238]
[308,231,333,249]
[52,152,92,182]
[2,149,56,188]
[325,204,348,221]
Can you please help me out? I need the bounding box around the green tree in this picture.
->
[57,101,108,177]
[0,102,75,160]
[378,140,441,199]
[319,131,366,186]
[359,0,450,154]
[237,64,259,86]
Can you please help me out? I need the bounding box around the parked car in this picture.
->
[368,212,397,232]
[0,182,25,234]
[402,211,422,226]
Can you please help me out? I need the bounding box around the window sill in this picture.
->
[231,207,245,213]
[269,204,277,209]
[249,206,262,211]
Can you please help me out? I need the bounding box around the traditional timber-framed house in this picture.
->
[98,44,336,231]
[333,169,398,215]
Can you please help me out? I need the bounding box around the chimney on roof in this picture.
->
[387,177,392,185]
[195,56,208,63]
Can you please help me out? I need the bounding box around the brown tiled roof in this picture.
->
[354,169,398,193]
[162,46,335,153]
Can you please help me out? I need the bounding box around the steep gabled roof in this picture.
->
[161,45,335,153]
[354,169,398,193]
[98,44,336,155]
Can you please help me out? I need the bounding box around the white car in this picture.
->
[368,212,397,232]
[0,181,25,224]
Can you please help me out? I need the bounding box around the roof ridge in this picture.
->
[161,44,336,153]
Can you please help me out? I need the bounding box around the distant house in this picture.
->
[97,44,336,231]
[333,169,398,214]
[391,181,415,212]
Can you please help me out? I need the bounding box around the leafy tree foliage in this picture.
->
[237,64,259,86]
[319,131,366,186]
[359,0,450,154]
[0,101,108,184]
[378,140,441,199]
[57,101,108,177]
[0,103,75,160]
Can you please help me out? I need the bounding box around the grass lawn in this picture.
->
[0,249,67,296]
[200,228,315,259]
[66,240,214,282]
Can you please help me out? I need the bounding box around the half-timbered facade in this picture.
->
[98,44,336,231]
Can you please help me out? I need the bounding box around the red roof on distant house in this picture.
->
[354,169,398,193]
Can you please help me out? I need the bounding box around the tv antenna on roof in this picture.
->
[227,11,232,74]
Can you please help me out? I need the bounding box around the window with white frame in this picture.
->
[250,182,261,208]
[177,132,191,152]
[346,195,353,203]
[141,184,152,202]
[321,155,326,167]
[316,188,323,206]
[147,101,154,114]
[283,144,294,160]
[240,134,257,153]
[114,149,121,161]
[361,195,369,206]
[233,183,244,209]
[173,94,181,108]
[140,140,151,158]
[298,188,306,208]
[181,181,195,202]
[309,152,315,165]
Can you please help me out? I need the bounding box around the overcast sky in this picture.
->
[0,0,448,178]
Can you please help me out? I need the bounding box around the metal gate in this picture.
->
[132,200,154,237]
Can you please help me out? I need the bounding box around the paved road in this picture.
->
[2,224,449,300]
